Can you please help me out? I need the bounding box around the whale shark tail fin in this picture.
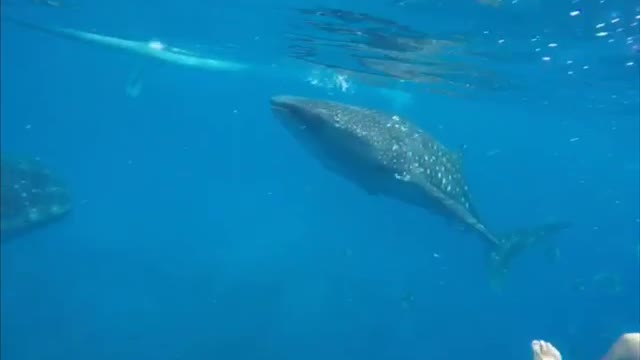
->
[487,222,570,288]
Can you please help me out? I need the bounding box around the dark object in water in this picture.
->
[1,155,72,238]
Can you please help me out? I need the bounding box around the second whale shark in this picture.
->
[270,95,569,284]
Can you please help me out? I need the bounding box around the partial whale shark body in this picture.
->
[270,95,569,284]
[1,155,72,240]
[3,17,248,72]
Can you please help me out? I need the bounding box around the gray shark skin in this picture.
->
[270,95,568,284]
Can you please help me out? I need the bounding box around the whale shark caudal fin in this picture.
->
[487,222,570,288]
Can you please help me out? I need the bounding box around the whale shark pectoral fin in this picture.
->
[543,244,561,263]
[486,221,571,289]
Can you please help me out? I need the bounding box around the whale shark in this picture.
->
[1,155,72,240]
[270,95,569,283]
[3,16,248,72]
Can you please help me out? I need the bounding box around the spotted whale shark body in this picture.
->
[270,95,568,284]
[1,155,72,240]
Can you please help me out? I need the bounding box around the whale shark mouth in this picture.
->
[270,102,291,115]
[270,96,309,128]
[270,96,300,113]
[270,103,296,124]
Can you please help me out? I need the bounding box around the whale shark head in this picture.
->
[270,95,375,153]
[270,94,386,176]
[270,95,342,133]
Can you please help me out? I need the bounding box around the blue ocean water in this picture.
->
[1,1,638,359]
